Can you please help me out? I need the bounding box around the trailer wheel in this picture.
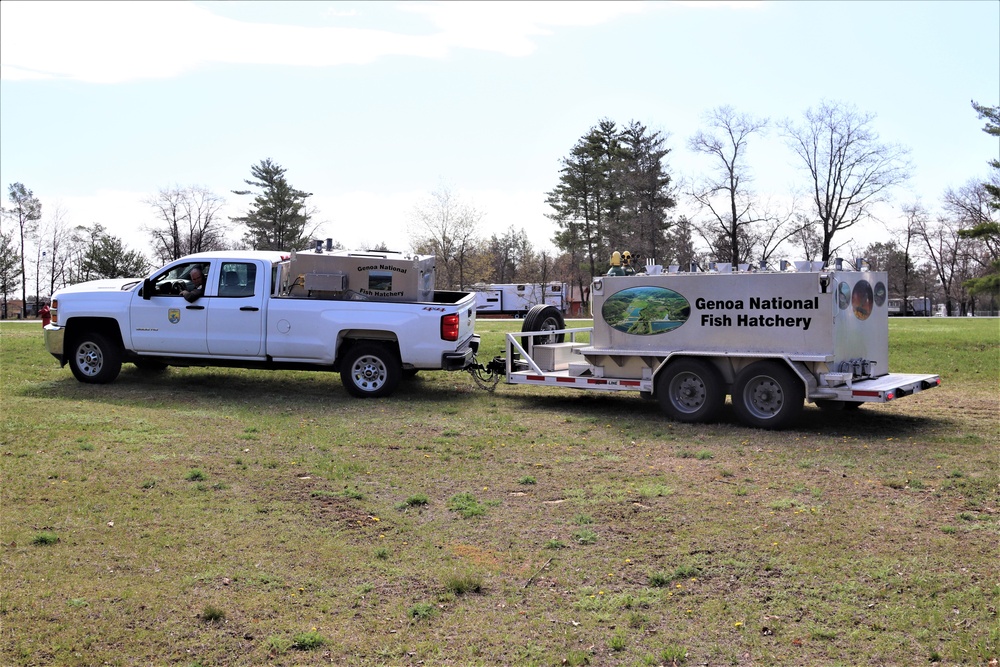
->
[656,359,725,423]
[523,304,565,345]
[732,361,804,429]
[69,332,122,384]
[340,342,401,398]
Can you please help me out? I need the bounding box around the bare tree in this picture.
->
[42,205,75,294]
[688,106,770,265]
[486,226,534,284]
[789,216,823,264]
[917,215,973,315]
[943,177,999,264]
[896,202,929,305]
[409,185,482,290]
[0,224,20,318]
[4,183,42,316]
[782,101,911,263]
[146,186,228,262]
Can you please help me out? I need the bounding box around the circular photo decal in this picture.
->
[602,286,689,335]
[874,281,887,307]
[852,280,874,321]
[837,281,851,310]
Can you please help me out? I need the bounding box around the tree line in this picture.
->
[544,100,998,316]
[2,100,997,317]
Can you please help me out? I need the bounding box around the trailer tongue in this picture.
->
[470,263,940,429]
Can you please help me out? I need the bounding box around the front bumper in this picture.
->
[44,324,65,364]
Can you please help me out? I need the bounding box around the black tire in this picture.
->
[522,304,565,346]
[732,361,804,429]
[656,358,725,423]
[68,332,122,384]
[340,342,401,398]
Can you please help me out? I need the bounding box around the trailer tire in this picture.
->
[523,305,565,345]
[68,332,122,384]
[340,342,401,398]
[732,361,804,429]
[656,358,725,423]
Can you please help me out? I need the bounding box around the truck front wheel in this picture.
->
[656,359,724,423]
[69,333,122,384]
[732,361,804,429]
[340,343,401,398]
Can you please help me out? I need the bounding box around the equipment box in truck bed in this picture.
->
[280,249,436,302]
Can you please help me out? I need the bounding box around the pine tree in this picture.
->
[232,159,313,251]
[547,119,675,275]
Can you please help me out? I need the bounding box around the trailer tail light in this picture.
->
[51,299,58,324]
[441,313,460,341]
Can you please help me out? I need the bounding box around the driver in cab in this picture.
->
[181,267,206,302]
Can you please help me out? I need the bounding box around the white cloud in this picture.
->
[401,1,646,56]
[1,0,646,84]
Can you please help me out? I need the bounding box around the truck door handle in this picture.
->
[240,306,260,312]
[186,305,205,310]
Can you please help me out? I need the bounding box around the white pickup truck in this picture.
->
[43,249,479,397]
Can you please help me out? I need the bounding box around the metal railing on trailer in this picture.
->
[504,326,652,392]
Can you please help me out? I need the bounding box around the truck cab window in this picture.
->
[218,262,255,297]
[152,263,207,297]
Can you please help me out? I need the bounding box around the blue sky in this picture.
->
[1,1,998,260]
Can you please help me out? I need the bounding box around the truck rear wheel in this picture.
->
[340,342,401,398]
[523,305,565,345]
[69,333,122,384]
[656,358,724,423]
[732,361,804,429]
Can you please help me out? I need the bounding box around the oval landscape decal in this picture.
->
[602,286,690,335]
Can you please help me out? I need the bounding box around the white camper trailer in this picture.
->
[474,282,567,316]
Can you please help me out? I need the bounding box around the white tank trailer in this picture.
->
[500,263,941,429]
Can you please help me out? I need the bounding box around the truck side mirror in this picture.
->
[143,278,154,300]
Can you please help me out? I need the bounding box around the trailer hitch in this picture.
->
[467,355,505,392]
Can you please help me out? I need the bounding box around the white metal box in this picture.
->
[282,249,435,302]
[532,342,586,372]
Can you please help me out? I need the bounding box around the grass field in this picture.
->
[1,318,997,666]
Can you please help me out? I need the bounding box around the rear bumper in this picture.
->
[44,325,65,364]
[441,335,479,371]
[809,373,941,403]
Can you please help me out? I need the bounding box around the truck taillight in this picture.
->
[51,299,58,324]
[441,313,460,341]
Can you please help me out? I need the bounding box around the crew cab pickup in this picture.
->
[43,249,479,397]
